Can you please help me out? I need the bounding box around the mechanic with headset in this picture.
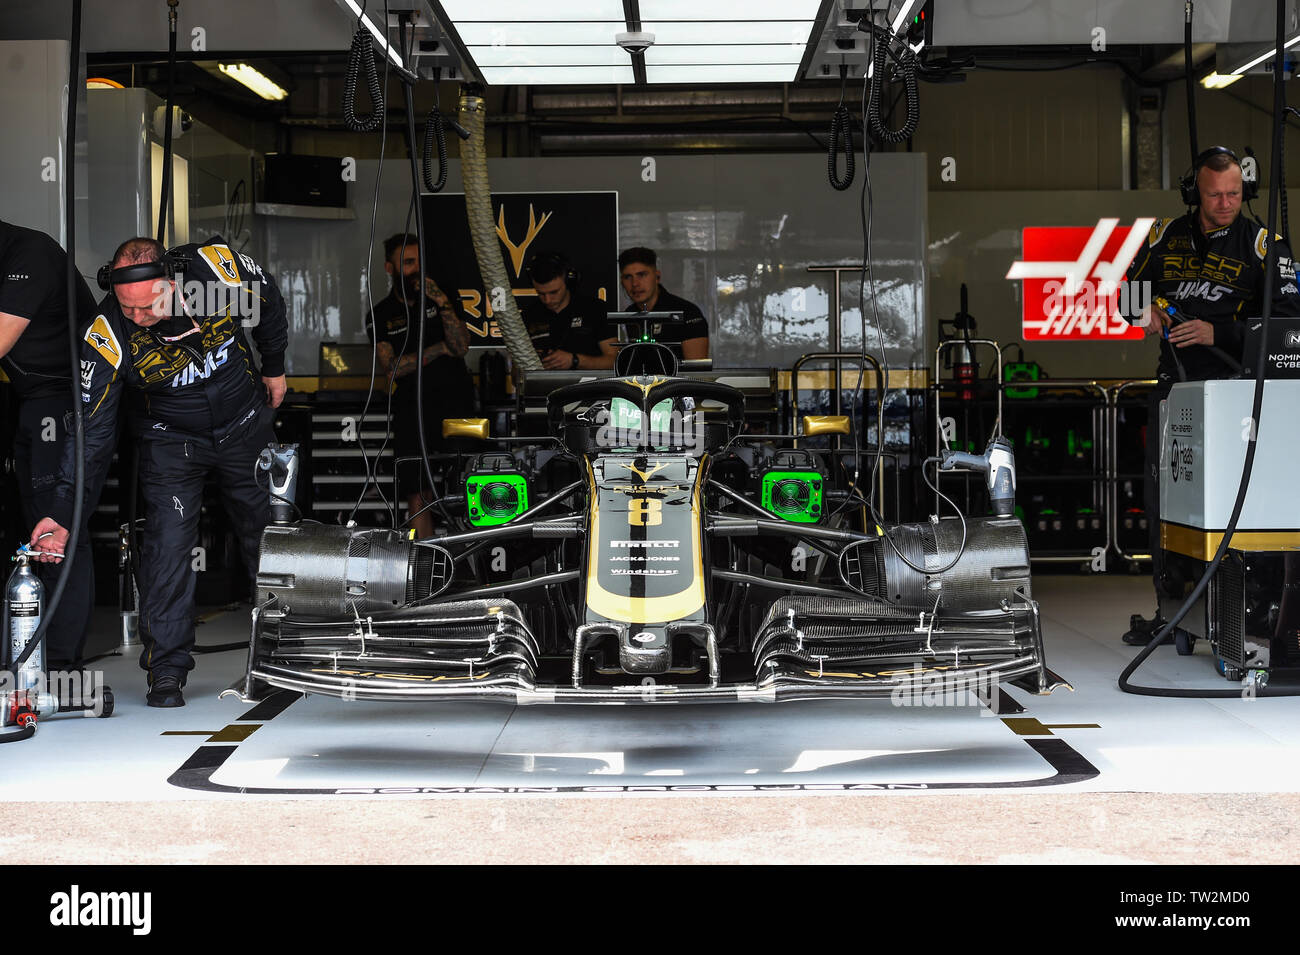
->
[28,235,288,708]
[1120,146,1300,646]
[618,247,710,360]
[0,218,101,673]
[365,232,472,540]
[521,250,618,371]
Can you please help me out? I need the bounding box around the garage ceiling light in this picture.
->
[1200,71,1243,89]
[1229,34,1300,75]
[433,0,822,84]
[480,65,636,85]
[338,0,405,69]
[644,64,803,83]
[471,45,633,67]
[438,0,624,18]
[217,63,287,101]
[889,0,922,35]
[643,44,805,66]
[640,21,815,47]
[458,23,629,46]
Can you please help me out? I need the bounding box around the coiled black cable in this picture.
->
[828,65,855,190]
[343,26,384,133]
[422,107,448,192]
[865,23,918,144]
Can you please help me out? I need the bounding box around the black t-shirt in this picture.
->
[631,286,710,345]
[521,293,613,357]
[0,221,97,399]
[364,288,474,428]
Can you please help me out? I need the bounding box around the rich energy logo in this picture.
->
[1006,218,1153,341]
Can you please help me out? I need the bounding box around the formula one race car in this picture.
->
[230,356,1064,706]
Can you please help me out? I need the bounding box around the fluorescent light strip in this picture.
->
[643,21,815,45]
[644,64,800,83]
[1201,71,1243,89]
[218,63,287,100]
[890,0,922,35]
[438,0,625,19]
[470,45,631,67]
[340,0,403,68]
[479,64,636,85]
[640,0,821,18]
[456,22,627,45]
[1230,34,1300,75]
[644,44,804,65]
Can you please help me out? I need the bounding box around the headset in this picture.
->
[96,250,184,291]
[525,251,579,291]
[1178,145,1259,207]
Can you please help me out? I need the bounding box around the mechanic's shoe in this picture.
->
[146,673,185,708]
[1122,612,1174,646]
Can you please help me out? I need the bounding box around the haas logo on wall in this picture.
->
[1007,218,1154,342]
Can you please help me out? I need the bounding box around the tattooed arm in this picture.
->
[426,277,469,358]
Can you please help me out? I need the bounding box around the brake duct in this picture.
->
[458,86,542,371]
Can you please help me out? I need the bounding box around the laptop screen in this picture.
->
[1241,317,1300,378]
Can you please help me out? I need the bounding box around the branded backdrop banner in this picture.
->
[1007,218,1152,342]
[423,191,619,347]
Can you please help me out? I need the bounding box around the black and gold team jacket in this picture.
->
[49,237,287,527]
[1124,212,1300,382]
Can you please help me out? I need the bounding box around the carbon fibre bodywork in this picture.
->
[229,374,1065,705]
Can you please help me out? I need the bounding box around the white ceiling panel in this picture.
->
[455,22,628,45]
[479,64,636,84]
[438,1,625,21]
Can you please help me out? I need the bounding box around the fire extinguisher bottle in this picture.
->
[6,554,45,695]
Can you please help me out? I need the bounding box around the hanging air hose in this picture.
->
[343,21,384,132]
[864,22,919,145]
[1119,0,1296,698]
[828,64,855,191]
[1278,112,1298,246]
[458,85,543,371]
[1184,1,1199,163]
[155,0,179,242]
[7,0,86,694]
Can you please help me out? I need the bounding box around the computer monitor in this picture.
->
[1241,317,1300,378]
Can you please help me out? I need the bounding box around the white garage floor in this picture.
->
[3,573,1298,798]
[4,573,1300,863]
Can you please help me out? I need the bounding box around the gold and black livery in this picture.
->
[48,236,287,530]
[235,364,1061,705]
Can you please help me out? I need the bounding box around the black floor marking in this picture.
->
[995,689,1025,715]
[237,690,302,723]
[166,692,1101,796]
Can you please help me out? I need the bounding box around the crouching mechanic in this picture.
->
[28,236,288,707]
[1120,145,1300,645]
